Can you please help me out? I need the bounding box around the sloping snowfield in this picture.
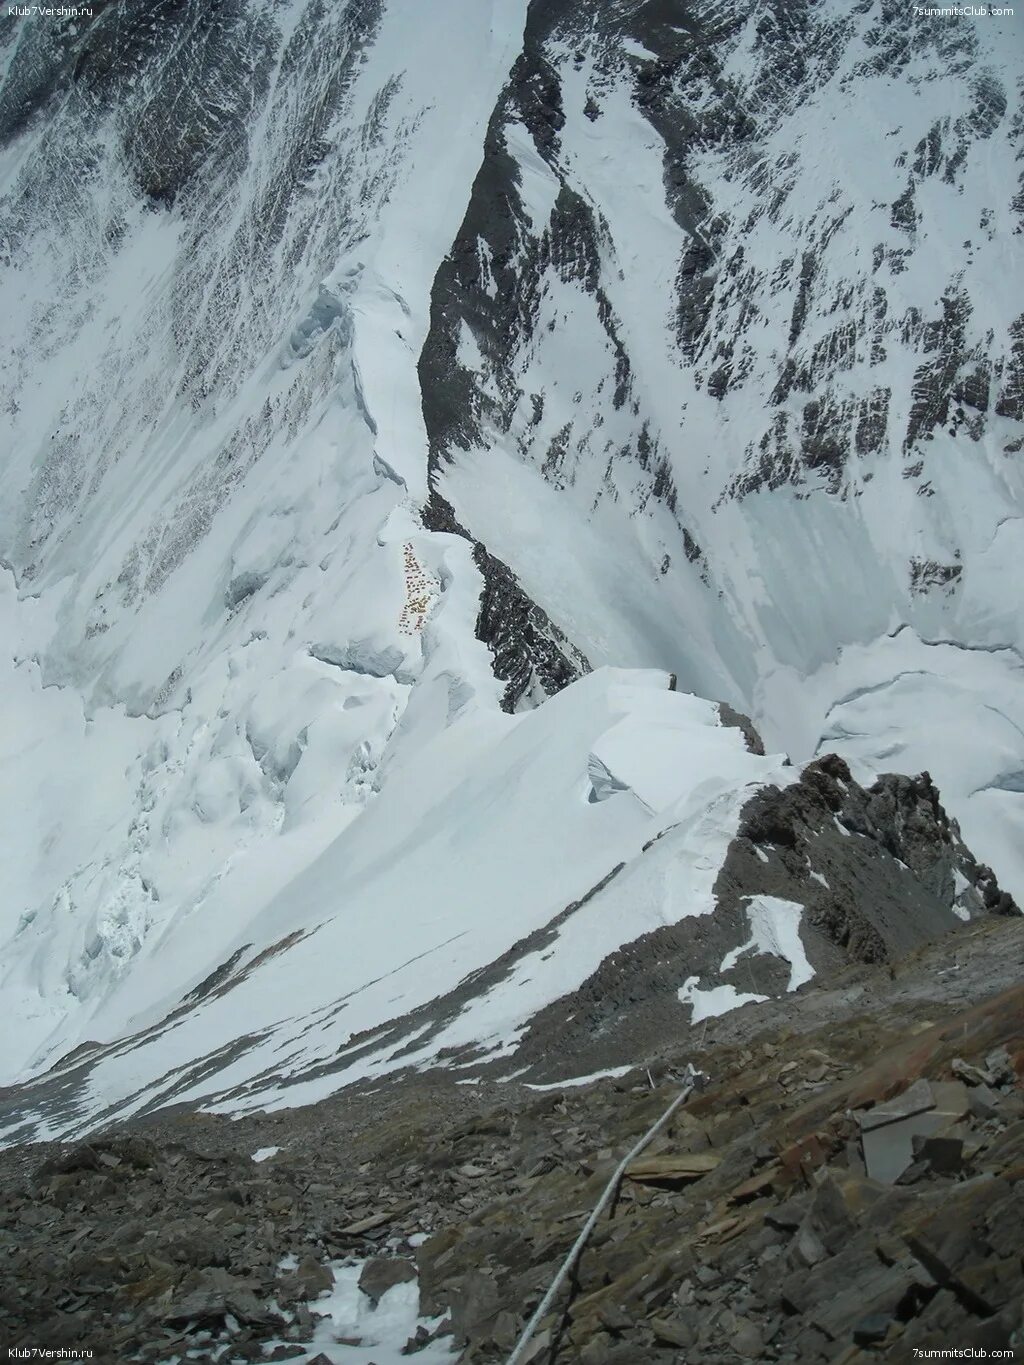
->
[0,0,1021,1135]
[1,668,791,1139]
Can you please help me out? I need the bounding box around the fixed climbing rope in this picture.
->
[505,1063,707,1365]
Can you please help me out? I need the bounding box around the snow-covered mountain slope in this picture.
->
[421,0,1024,892]
[0,667,1010,1145]
[0,0,1021,1137]
[0,0,525,1082]
[0,670,784,1138]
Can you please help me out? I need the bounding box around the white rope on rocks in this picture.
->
[505,1063,705,1365]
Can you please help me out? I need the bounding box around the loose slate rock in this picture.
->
[649,1316,692,1347]
[853,1311,892,1344]
[913,1133,964,1174]
[291,1257,334,1298]
[859,1079,935,1132]
[624,1152,720,1185]
[861,1080,971,1182]
[730,1164,781,1203]
[341,1202,414,1236]
[358,1255,417,1306]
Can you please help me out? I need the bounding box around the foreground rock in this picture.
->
[0,916,1021,1362]
[410,923,1024,1363]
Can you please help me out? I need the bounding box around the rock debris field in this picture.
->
[1,916,1022,1364]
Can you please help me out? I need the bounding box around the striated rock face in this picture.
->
[424,0,1022,570]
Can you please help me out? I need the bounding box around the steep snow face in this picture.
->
[0,0,1020,1131]
[1,669,793,1141]
[0,0,526,1075]
[420,0,1024,892]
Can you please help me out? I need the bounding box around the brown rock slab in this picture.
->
[340,1202,414,1235]
[624,1151,720,1185]
[358,1255,416,1307]
[778,1132,828,1185]
[730,1164,781,1203]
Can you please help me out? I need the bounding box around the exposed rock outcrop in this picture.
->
[505,756,1017,1082]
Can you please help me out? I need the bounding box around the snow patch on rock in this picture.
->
[721,896,815,994]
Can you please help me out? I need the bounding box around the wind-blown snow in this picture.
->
[251,1146,282,1164]
[524,1065,635,1091]
[270,1259,455,1365]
